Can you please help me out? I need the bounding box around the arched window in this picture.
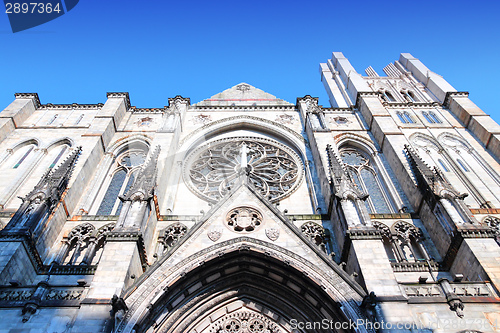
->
[55,223,115,266]
[401,89,418,102]
[438,159,449,172]
[373,221,428,263]
[96,150,147,215]
[12,145,35,169]
[457,158,469,172]
[396,111,408,124]
[429,111,442,124]
[340,148,393,214]
[62,223,95,265]
[403,111,415,124]
[382,90,396,102]
[422,111,435,123]
[154,223,188,260]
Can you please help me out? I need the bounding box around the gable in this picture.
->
[195,82,293,106]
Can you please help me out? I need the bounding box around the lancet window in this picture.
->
[96,150,147,215]
[396,111,415,124]
[423,111,442,124]
[401,89,418,102]
[340,148,393,213]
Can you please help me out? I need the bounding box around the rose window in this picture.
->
[184,137,303,202]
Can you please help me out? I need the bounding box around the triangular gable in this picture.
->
[127,176,365,297]
[195,82,293,106]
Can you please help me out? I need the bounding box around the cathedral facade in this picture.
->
[0,53,499,332]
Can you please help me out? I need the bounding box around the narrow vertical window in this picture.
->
[422,111,435,124]
[13,146,34,169]
[47,114,59,125]
[97,170,127,215]
[457,159,469,172]
[429,111,442,124]
[396,112,407,124]
[403,111,414,124]
[75,114,84,125]
[49,146,67,169]
[385,91,396,102]
[438,159,449,172]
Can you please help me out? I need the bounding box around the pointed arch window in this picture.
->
[457,158,469,172]
[13,145,34,169]
[396,111,408,124]
[380,90,396,102]
[401,89,418,102]
[340,149,393,214]
[96,150,146,215]
[429,111,442,124]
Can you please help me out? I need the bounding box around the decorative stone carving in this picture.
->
[300,221,325,245]
[161,223,188,248]
[208,311,281,333]
[207,228,222,242]
[44,289,83,300]
[329,116,351,126]
[484,216,500,244]
[184,137,303,203]
[274,114,294,125]
[265,228,280,241]
[135,117,154,127]
[193,114,212,125]
[236,84,251,92]
[226,207,262,232]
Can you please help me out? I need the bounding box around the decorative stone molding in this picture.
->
[226,207,263,233]
[106,92,131,109]
[443,91,469,108]
[178,115,305,147]
[160,223,188,248]
[208,311,282,333]
[14,93,41,108]
[192,114,212,124]
[265,228,280,241]
[207,228,222,242]
[300,221,326,245]
[274,114,295,125]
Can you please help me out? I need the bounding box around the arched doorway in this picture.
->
[133,249,356,333]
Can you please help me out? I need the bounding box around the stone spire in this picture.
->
[120,145,161,202]
[404,144,465,200]
[3,146,82,232]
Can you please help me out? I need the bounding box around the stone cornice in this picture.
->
[105,231,148,269]
[346,228,383,240]
[168,95,191,106]
[107,92,131,109]
[39,103,103,110]
[443,91,469,108]
[14,93,41,108]
[130,107,167,114]
[457,226,496,239]
[192,105,296,111]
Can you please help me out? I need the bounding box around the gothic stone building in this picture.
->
[0,53,499,333]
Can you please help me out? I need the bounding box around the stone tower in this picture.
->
[0,54,498,332]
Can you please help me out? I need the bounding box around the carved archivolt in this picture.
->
[184,137,303,203]
[209,311,281,333]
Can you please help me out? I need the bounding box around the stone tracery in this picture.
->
[185,137,303,202]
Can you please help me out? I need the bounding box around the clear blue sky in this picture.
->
[1,0,499,122]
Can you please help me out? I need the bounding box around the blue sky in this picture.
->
[1,0,499,122]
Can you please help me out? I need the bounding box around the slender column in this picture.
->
[53,239,71,264]
[390,236,403,262]
[68,240,82,265]
[80,237,97,265]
